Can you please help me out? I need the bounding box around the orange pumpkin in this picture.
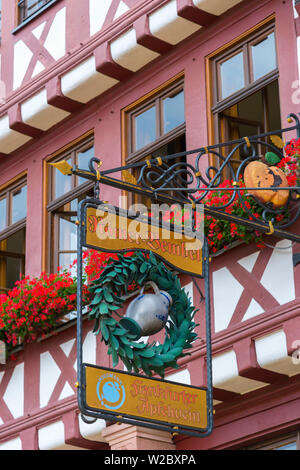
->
[244,160,289,208]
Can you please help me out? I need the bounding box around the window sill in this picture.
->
[12,0,62,35]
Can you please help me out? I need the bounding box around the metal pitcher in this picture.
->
[120,281,172,339]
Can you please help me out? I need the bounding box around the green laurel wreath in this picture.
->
[88,251,198,378]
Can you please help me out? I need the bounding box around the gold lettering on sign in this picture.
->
[85,208,203,277]
[85,366,208,430]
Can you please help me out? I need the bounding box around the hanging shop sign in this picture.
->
[70,114,300,440]
[76,198,213,438]
[83,364,208,433]
[85,204,203,277]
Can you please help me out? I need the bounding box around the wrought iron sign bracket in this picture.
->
[52,112,300,243]
[49,112,300,439]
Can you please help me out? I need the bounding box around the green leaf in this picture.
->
[129,263,137,272]
[88,307,98,318]
[140,262,149,273]
[90,295,103,306]
[138,348,156,358]
[166,360,179,370]
[133,354,142,369]
[148,252,157,264]
[119,335,133,345]
[162,336,171,354]
[122,357,133,372]
[99,302,109,314]
[159,352,175,362]
[148,356,164,367]
[107,304,121,311]
[104,290,114,303]
[118,346,126,358]
[123,344,134,359]
[103,317,117,326]
[110,335,119,351]
[93,287,104,294]
[132,363,140,375]
[141,361,152,376]
[92,318,100,334]
[112,348,119,367]
[171,347,183,357]
[113,327,128,336]
[131,341,147,349]
[173,337,187,349]
[100,321,109,342]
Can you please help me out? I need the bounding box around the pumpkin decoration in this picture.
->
[244,160,289,208]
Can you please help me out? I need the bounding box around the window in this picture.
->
[47,136,94,273]
[124,77,186,206]
[214,27,277,104]
[127,80,185,160]
[247,432,300,450]
[18,0,54,24]
[209,23,280,175]
[0,178,27,294]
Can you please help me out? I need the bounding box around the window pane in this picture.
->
[251,32,276,81]
[77,145,94,186]
[11,185,27,224]
[163,90,185,134]
[52,190,93,272]
[134,106,156,151]
[19,0,51,23]
[274,442,297,450]
[0,197,6,232]
[220,52,245,99]
[59,252,77,273]
[1,229,25,290]
[54,159,72,199]
[59,216,77,251]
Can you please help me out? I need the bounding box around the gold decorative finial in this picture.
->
[49,160,73,175]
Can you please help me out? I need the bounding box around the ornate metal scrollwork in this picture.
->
[132,113,300,231]
[63,113,300,241]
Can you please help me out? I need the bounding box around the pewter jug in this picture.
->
[120,282,172,339]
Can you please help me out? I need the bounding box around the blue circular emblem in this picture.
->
[96,373,126,410]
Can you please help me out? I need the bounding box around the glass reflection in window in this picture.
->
[77,146,95,186]
[274,442,297,450]
[251,32,277,81]
[11,185,27,224]
[59,217,77,252]
[134,106,156,151]
[54,159,72,200]
[220,51,245,99]
[0,197,6,232]
[163,90,185,134]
